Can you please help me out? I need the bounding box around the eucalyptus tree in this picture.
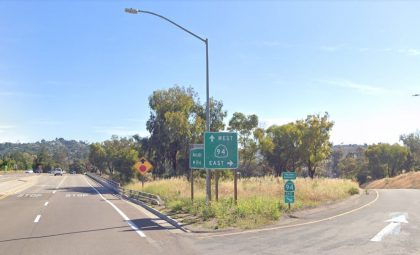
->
[296,113,334,178]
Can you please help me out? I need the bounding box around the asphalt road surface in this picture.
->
[0,174,419,255]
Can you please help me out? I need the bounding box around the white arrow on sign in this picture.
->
[370,213,408,242]
[227,160,234,167]
[209,135,215,142]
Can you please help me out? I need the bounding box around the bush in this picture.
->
[348,187,359,195]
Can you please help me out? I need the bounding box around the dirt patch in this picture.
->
[364,171,420,189]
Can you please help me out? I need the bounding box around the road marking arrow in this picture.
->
[370,213,408,242]
[209,135,215,142]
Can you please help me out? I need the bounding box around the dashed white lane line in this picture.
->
[84,176,146,238]
[34,215,41,223]
[44,201,49,206]
[55,176,67,190]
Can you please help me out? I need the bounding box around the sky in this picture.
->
[0,0,419,145]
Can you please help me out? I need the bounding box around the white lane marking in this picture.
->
[44,202,49,206]
[52,190,56,194]
[34,215,41,223]
[84,176,146,238]
[55,176,67,189]
[371,213,408,242]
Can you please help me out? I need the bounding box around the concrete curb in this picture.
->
[122,194,190,233]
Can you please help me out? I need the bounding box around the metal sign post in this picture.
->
[282,172,296,210]
[189,144,204,202]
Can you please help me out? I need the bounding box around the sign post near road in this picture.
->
[204,132,238,169]
[189,145,204,170]
[282,171,296,210]
[189,144,204,201]
[204,132,239,203]
[134,158,153,188]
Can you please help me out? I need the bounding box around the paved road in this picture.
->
[193,189,420,255]
[0,174,419,255]
[0,174,195,255]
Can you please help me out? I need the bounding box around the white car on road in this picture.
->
[53,168,64,176]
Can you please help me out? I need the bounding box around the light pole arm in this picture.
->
[125,7,212,203]
[126,8,207,43]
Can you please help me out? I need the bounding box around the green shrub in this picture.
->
[348,187,359,195]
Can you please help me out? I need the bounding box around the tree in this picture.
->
[147,86,203,176]
[297,113,334,178]
[261,123,302,176]
[329,149,343,177]
[228,112,259,173]
[89,137,139,183]
[69,159,85,174]
[201,98,227,132]
[89,143,107,174]
[400,132,420,170]
[146,86,224,177]
[33,147,53,172]
[365,143,409,178]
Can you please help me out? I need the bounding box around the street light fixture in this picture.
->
[125,8,212,204]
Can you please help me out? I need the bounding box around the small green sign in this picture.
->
[284,180,295,192]
[284,191,294,197]
[204,132,238,169]
[282,172,297,180]
[285,194,295,203]
[189,146,204,169]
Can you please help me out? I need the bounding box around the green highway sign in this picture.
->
[285,194,295,203]
[284,180,295,204]
[282,171,297,180]
[189,144,204,169]
[284,191,294,197]
[284,180,295,192]
[204,132,238,169]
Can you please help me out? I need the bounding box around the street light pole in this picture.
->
[125,8,212,204]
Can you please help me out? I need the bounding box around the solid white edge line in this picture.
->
[84,176,146,238]
[34,215,41,223]
[44,201,49,206]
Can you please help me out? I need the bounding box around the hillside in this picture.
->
[0,138,89,160]
[365,171,420,189]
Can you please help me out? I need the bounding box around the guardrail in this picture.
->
[86,172,163,205]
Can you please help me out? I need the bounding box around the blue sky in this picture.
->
[0,0,419,145]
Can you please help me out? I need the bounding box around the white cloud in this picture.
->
[319,44,347,52]
[324,79,391,96]
[94,126,147,137]
[0,125,14,133]
[406,49,420,56]
[259,117,295,129]
[33,120,63,126]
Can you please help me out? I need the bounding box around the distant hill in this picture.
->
[0,138,90,167]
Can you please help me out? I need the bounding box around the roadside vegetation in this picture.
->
[365,171,420,189]
[125,176,359,229]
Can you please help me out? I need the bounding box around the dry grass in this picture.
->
[365,171,420,189]
[125,176,359,229]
